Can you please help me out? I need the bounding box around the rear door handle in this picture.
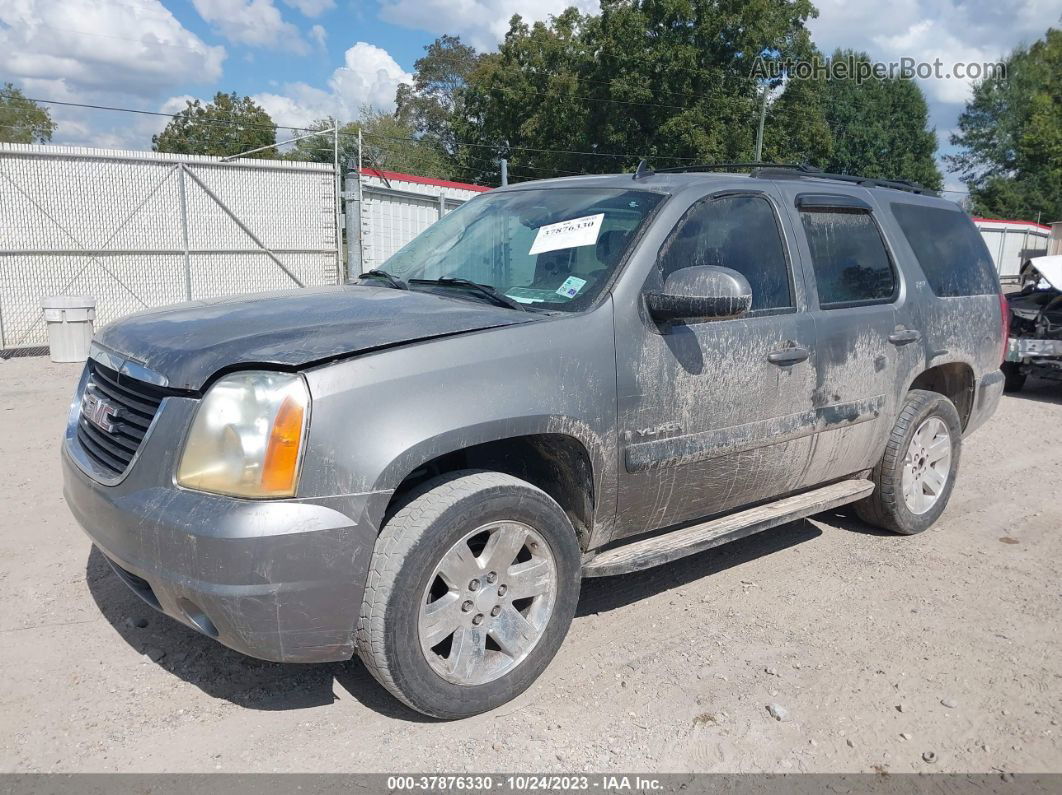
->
[888,329,922,345]
[767,346,810,365]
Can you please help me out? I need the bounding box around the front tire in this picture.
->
[855,389,962,535]
[356,470,582,719]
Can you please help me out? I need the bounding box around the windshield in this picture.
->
[380,187,665,311]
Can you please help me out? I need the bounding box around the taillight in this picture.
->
[998,292,1010,366]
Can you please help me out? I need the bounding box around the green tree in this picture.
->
[810,50,942,189]
[395,35,481,158]
[761,75,834,166]
[584,0,817,167]
[947,28,1062,221]
[448,0,818,183]
[153,92,277,158]
[284,110,450,180]
[0,83,56,144]
[283,117,354,170]
[760,36,833,166]
[454,9,595,182]
[358,108,451,177]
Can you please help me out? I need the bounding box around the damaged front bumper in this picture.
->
[61,386,379,664]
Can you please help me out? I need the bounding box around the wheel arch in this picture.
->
[370,419,605,551]
[905,361,976,430]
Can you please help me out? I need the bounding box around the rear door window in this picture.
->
[890,203,998,296]
[799,208,897,307]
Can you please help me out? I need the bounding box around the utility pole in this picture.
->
[333,123,342,282]
[356,128,365,273]
[754,84,769,163]
[500,158,508,187]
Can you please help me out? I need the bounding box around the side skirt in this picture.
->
[581,479,874,578]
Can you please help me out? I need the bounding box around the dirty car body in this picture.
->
[62,169,1006,715]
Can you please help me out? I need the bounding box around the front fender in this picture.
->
[297,303,619,539]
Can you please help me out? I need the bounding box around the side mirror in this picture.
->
[646,265,753,323]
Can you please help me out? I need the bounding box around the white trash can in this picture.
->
[42,296,96,363]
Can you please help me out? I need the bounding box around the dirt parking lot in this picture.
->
[1,355,1060,774]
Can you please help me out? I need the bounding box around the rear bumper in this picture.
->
[965,369,1004,437]
[62,442,377,663]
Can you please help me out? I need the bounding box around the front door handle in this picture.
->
[888,328,922,345]
[767,346,810,365]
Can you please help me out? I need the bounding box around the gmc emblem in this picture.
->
[81,390,118,434]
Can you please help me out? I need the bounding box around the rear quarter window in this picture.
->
[890,203,999,296]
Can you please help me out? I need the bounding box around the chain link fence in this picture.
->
[0,143,339,352]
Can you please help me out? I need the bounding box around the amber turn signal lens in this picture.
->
[261,395,305,494]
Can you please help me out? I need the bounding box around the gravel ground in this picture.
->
[1,355,1060,774]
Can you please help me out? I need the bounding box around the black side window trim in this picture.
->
[799,206,900,310]
[652,189,798,318]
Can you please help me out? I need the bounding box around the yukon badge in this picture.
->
[81,390,118,434]
[622,422,683,443]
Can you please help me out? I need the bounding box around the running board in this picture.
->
[582,479,875,577]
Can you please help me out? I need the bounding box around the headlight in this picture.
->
[177,371,309,498]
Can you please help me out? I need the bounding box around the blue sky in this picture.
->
[159,1,433,110]
[1,0,1057,190]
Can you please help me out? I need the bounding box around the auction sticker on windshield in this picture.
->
[529,213,604,255]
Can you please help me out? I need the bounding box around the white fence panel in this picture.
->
[349,169,490,274]
[364,191,440,268]
[0,143,338,350]
[974,217,1050,278]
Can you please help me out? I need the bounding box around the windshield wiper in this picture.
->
[358,269,408,290]
[410,277,527,311]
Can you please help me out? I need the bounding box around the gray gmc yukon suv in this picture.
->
[62,165,1006,718]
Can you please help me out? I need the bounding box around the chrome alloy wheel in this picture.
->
[419,521,557,686]
[901,417,952,515]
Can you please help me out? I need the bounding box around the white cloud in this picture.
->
[254,86,334,127]
[283,0,335,16]
[190,0,307,53]
[309,23,327,48]
[331,42,412,110]
[0,0,226,96]
[376,0,601,49]
[254,41,412,126]
[809,0,1054,108]
[873,22,1000,105]
[806,0,1057,181]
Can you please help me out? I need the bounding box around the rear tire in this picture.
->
[356,470,582,719]
[1001,362,1026,393]
[855,390,962,535]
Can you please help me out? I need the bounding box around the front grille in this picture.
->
[76,360,166,477]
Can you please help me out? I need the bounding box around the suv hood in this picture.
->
[1028,255,1062,291]
[94,285,539,391]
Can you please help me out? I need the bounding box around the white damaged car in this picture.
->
[1003,255,1062,391]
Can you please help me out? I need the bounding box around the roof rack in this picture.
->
[655,162,798,174]
[654,162,935,195]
